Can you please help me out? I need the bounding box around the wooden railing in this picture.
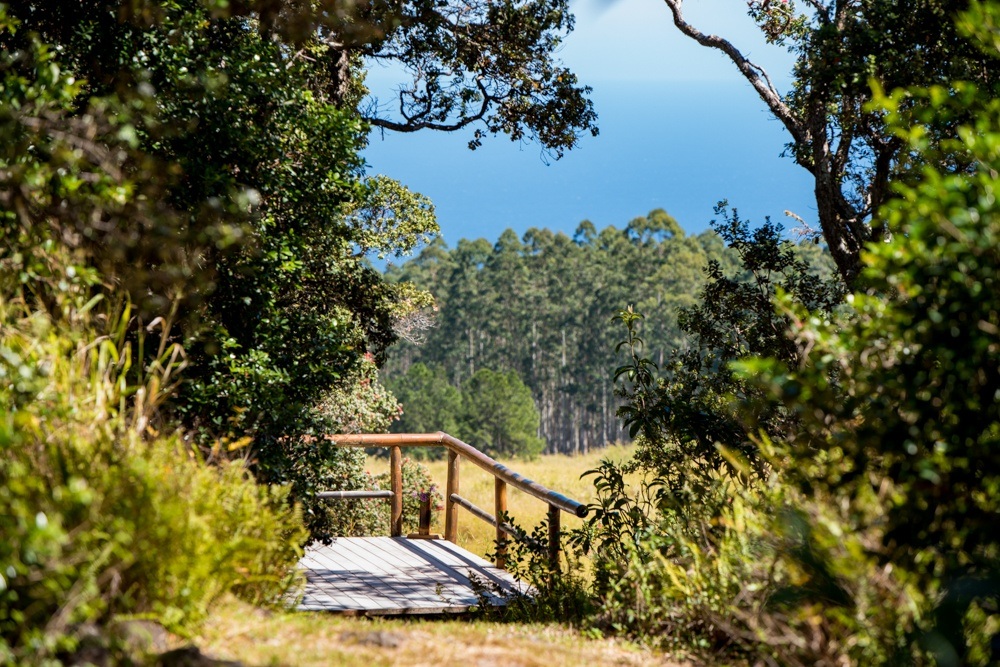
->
[319,432,588,572]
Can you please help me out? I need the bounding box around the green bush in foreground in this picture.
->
[0,299,306,665]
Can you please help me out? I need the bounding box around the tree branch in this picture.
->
[661,0,807,145]
[366,81,493,133]
[800,0,832,23]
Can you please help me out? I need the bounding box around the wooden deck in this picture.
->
[297,537,528,615]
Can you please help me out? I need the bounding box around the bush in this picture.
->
[579,458,757,658]
[579,454,921,665]
[613,209,843,494]
[0,300,306,664]
[376,457,443,535]
[735,13,1000,660]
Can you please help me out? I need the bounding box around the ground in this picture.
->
[188,597,690,667]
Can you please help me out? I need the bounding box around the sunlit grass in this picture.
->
[190,595,683,667]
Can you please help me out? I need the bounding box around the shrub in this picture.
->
[735,11,1000,659]
[475,513,595,626]
[376,457,444,535]
[613,209,843,495]
[580,454,921,665]
[579,458,756,658]
[0,299,306,664]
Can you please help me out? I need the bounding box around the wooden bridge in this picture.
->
[297,432,588,615]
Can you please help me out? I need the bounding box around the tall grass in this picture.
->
[0,297,306,663]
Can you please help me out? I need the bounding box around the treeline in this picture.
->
[383,210,829,454]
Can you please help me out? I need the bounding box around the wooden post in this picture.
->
[494,478,508,569]
[445,449,460,542]
[390,445,402,537]
[547,503,561,579]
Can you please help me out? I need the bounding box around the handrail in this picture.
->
[328,432,588,517]
[320,431,588,573]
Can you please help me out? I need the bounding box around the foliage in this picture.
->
[589,2,1000,663]
[384,362,463,453]
[354,0,598,159]
[0,9,313,658]
[267,354,404,540]
[461,368,545,459]
[613,209,842,491]
[475,514,594,626]
[0,5,218,312]
[737,13,1000,658]
[581,462,759,659]
[1,2,444,541]
[578,455,921,665]
[661,0,999,284]
[385,362,545,460]
[0,0,601,659]
[384,215,738,454]
[375,457,444,535]
[0,297,305,665]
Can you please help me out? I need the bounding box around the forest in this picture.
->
[1,0,999,665]
[382,213,834,456]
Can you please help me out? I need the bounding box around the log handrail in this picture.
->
[320,431,588,572]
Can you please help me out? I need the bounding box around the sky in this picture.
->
[362,0,816,258]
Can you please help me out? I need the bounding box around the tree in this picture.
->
[659,0,997,284]
[1,2,443,540]
[0,6,312,657]
[385,362,463,445]
[740,7,1000,654]
[461,368,544,459]
[347,0,599,158]
[614,206,843,488]
[383,218,733,454]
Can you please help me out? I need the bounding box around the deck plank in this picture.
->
[350,537,477,599]
[296,537,528,615]
[301,549,398,612]
[329,539,447,607]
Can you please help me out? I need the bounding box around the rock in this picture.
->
[63,623,110,667]
[155,646,243,667]
[110,619,169,655]
[339,630,403,648]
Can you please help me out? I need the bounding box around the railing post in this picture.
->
[445,449,459,542]
[547,503,561,579]
[494,478,507,569]
[390,445,402,537]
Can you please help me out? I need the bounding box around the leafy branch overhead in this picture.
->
[354,0,599,158]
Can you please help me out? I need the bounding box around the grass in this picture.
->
[188,596,688,667]
[367,443,638,560]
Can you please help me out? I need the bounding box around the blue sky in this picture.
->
[362,0,815,257]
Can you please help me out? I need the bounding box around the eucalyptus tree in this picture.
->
[383,217,733,454]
